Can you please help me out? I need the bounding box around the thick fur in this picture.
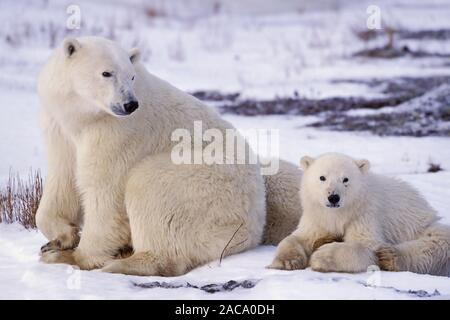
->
[263,160,302,244]
[270,153,450,276]
[36,36,301,275]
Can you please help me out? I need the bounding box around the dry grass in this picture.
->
[145,6,166,19]
[428,162,443,173]
[0,169,42,229]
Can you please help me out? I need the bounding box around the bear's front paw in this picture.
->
[41,240,60,253]
[268,254,308,270]
[268,239,308,271]
[310,244,338,272]
[40,226,80,253]
[312,235,343,252]
[376,246,402,271]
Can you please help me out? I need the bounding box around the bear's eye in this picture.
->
[343,177,349,183]
[320,176,326,181]
[102,71,112,78]
[132,76,135,81]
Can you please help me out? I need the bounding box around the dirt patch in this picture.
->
[218,95,411,116]
[311,82,450,137]
[397,29,450,41]
[309,111,450,137]
[193,76,450,137]
[191,90,240,102]
[332,76,450,103]
[133,279,258,294]
[354,44,450,59]
[353,28,450,59]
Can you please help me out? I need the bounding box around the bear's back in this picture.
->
[367,173,438,243]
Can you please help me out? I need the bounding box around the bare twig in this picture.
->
[228,238,248,252]
[219,222,244,266]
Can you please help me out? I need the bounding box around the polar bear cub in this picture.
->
[269,153,450,276]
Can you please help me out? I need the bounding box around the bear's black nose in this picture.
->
[328,194,340,205]
[123,100,139,114]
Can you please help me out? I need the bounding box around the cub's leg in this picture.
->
[310,221,381,273]
[36,115,81,254]
[103,153,266,276]
[377,223,450,276]
[310,242,378,273]
[268,214,334,270]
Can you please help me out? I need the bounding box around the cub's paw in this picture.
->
[312,235,343,252]
[376,246,401,271]
[310,244,338,272]
[268,255,307,270]
[267,236,308,271]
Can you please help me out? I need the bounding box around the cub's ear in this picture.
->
[300,156,315,170]
[355,159,370,173]
[129,48,140,64]
[63,38,81,58]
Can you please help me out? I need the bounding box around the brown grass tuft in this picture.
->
[145,6,166,19]
[0,169,42,229]
[427,162,443,173]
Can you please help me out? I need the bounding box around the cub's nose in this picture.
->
[123,100,139,114]
[328,194,340,205]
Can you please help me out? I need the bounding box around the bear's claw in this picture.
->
[40,240,62,253]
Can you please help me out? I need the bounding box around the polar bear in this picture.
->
[35,36,302,276]
[269,153,450,276]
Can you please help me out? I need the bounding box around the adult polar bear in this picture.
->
[36,36,301,276]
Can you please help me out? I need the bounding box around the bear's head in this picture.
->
[300,153,370,210]
[56,37,141,117]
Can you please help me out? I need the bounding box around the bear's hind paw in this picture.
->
[376,246,401,271]
[40,249,76,266]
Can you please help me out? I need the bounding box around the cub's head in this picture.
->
[300,153,370,210]
[57,36,141,117]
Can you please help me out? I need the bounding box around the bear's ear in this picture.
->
[300,156,315,170]
[355,159,370,173]
[129,48,140,64]
[63,38,81,58]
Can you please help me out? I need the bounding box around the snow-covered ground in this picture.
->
[2,113,450,300]
[1,0,450,299]
[1,217,450,300]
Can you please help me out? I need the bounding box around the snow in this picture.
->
[1,113,449,299]
[1,0,450,300]
[1,221,450,300]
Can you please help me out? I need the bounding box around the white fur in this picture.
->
[270,153,450,276]
[36,36,302,275]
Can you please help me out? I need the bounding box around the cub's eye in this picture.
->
[132,76,135,81]
[320,176,326,181]
[343,177,349,183]
[102,71,112,77]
